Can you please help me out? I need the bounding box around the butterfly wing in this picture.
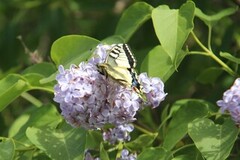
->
[98,44,141,89]
[99,63,132,86]
[107,44,136,68]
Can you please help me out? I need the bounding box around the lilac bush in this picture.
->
[1,1,239,159]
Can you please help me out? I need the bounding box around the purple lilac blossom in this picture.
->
[53,44,167,129]
[103,124,134,144]
[217,78,240,125]
[116,149,137,160]
[138,72,167,108]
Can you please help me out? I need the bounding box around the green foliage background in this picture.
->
[0,0,240,159]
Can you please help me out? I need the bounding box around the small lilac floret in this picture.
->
[103,124,134,144]
[88,44,112,65]
[117,149,137,160]
[217,78,240,125]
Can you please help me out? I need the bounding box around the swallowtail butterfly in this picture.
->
[98,44,140,90]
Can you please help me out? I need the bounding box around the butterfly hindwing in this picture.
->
[98,63,133,86]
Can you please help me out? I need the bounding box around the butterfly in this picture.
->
[97,44,140,90]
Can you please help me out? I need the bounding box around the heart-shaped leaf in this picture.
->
[152,1,194,62]
[188,118,239,160]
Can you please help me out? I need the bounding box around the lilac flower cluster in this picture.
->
[54,44,167,130]
[117,149,137,160]
[103,124,134,144]
[217,78,240,125]
[139,73,167,108]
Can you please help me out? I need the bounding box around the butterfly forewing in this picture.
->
[108,44,136,69]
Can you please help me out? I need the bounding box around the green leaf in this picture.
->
[162,99,217,150]
[171,145,203,160]
[22,63,56,85]
[172,155,204,160]
[220,51,240,64]
[138,107,158,130]
[196,67,223,85]
[0,63,57,111]
[26,122,87,160]
[86,130,102,149]
[0,74,30,111]
[23,63,56,91]
[115,2,153,42]
[22,62,56,77]
[39,72,56,84]
[9,104,62,141]
[125,133,158,150]
[138,147,172,160]
[101,35,125,44]
[51,35,100,67]
[152,1,195,62]
[100,143,109,160]
[14,149,37,160]
[195,7,238,27]
[23,73,54,92]
[0,138,15,160]
[140,45,186,82]
[188,118,239,160]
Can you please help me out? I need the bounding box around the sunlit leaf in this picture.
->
[140,45,186,82]
[152,1,195,62]
[26,122,87,160]
[0,62,58,111]
[188,118,239,160]
[101,35,125,44]
[0,74,30,111]
[51,35,100,67]
[115,2,153,42]
[100,143,109,160]
[162,99,217,150]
